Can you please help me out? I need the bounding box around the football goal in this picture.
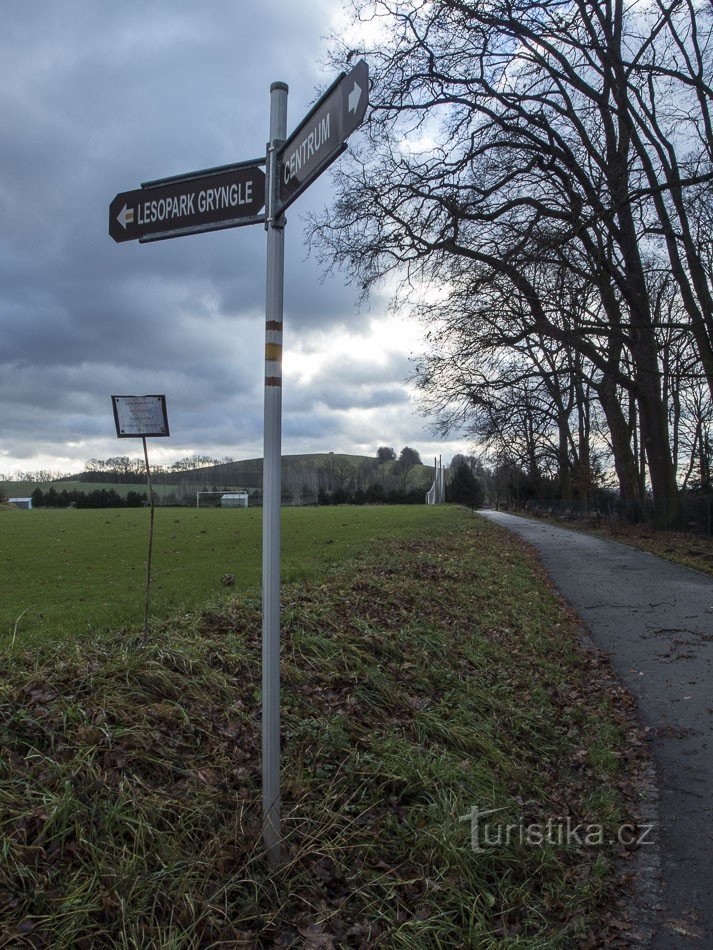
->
[196,491,249,508]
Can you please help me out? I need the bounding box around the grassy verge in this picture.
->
[588,522,713,576]
[0,511,646,946]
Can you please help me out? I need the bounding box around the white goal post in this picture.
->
[196,491,249,508]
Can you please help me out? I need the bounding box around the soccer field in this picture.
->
[1,505,459,647]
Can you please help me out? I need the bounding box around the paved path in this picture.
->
[480,511,713,948]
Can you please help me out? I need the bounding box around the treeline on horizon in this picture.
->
[74,447,433,490]
[30,487,147,509]
[26,482,430,509]
[14,447,436,500]
[310,484,427,506]
[23,447,447,509]
[19,448,494,510]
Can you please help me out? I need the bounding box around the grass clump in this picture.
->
[0,511,645,946]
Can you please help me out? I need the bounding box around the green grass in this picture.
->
[1,505,455,647]
[0,511,643,945]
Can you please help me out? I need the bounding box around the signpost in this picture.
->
[109,60,369,864]
[109,161,266,243]
[111,395,170,640]
[262,81,288,863]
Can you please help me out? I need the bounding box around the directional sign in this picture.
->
[108,67,370,865]
[109,162,266,243]
[278,59,368,212]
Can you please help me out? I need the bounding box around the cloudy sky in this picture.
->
[0,0,468,476]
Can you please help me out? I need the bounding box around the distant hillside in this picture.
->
[168,453,434,493]
[1,453,437,507]
[167,453,353,488]
[3,452,441,508]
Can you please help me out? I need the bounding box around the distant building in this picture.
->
[221,492,249,508]
[8,497,33,510]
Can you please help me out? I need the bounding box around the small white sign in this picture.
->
[112,395,170,438]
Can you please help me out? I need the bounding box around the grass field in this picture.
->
[1,505,454,647]
[0,509,646,945]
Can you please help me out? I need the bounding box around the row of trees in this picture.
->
[30,488,147,509]
[316,0,713,527]
[81,455,229,484]
[77,448,427,490]
[268,452,430,505]
[16,457,485,509]
[15,449,432,507]
[1,469,72,484]
[315,484,427,505]
[5,448,430,492]
[0,457,233,488]
[71,452,430,503]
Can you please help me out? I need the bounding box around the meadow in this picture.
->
[1,505,455,647]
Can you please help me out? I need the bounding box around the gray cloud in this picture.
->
[0,1,461,474]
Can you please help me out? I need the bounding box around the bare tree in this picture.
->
[314,0,713,525]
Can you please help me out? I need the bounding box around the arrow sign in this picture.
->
[278,59,368,212]
[109,161,266,243]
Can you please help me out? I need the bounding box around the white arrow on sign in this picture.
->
[117,204,135,229]
[348,81,363,114]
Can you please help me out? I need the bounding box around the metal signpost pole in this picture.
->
[142,435,155,641]
[262,80,288,865]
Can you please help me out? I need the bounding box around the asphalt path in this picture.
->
[480,510,713,948]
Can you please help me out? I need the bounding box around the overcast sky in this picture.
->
[0,0,468,476]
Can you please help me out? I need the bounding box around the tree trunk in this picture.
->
[596,378,644,518]
[558,415,572,501]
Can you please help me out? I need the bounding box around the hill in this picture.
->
[167,453,435,506]
[167,453,434,490]
[3,454,438,506]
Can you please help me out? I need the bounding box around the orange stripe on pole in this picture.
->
[265,343,282,361]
